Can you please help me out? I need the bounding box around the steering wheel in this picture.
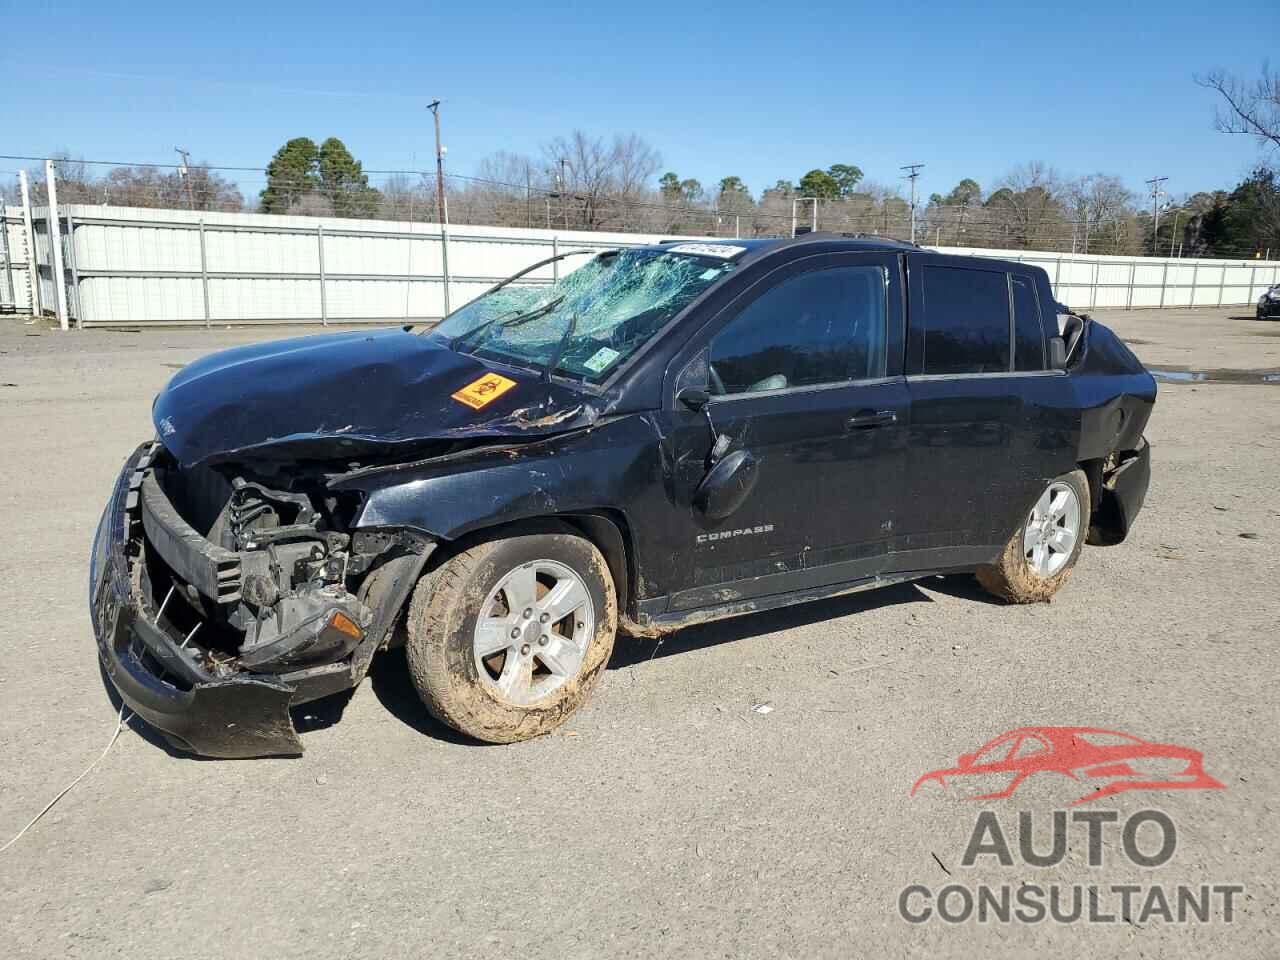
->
[708,363,727,396]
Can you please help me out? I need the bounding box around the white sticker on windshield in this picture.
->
[699,268,721,280]
[666,242,745,259]
[583,346,621,374]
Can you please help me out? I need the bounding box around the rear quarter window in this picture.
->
[922,266,1011,374]
[1011,274,1046,371]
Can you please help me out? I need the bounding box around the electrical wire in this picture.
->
[0,702,130,855]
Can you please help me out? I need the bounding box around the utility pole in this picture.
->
[44,160,69,330]
[175,147,194,209]
[558,158,569,230]
[1145,176,1168,256]
[901,163,924,244]
[427,100,447,225]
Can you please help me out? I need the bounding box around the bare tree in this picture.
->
[19,156,242,210]
[1063,174,1135,253]
[380,172,434,221]
[612,134,661,231]
[1196,65,1280,152]
[989,162,1066,248]
[542,131,661,231]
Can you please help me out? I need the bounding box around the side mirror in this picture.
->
[694,448,759,520]
[678,387,711,411]
[1047,336,1067,370]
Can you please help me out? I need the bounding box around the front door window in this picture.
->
[708,265,888,394]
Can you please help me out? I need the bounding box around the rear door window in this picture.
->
[922,266,1011,374]
[1011,275,1046,371]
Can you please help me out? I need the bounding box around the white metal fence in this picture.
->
[4,202,1279,328]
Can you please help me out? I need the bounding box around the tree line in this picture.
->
[6,64,1277,258]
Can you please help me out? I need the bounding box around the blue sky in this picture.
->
[2,0,1276,201]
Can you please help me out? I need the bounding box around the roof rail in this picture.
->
[783,231,920,250]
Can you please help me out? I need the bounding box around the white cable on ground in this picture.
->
[0,702,130,854]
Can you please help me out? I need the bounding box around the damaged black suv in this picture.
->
[90,236,1154,757]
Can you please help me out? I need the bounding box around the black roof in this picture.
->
[632,235,1055,284]
[639,233,918,261]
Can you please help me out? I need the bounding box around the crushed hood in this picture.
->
[153,328,601,468]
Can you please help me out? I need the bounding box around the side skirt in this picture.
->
[627,570,941,636]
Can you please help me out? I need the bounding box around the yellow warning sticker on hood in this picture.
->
[452,372,518,410]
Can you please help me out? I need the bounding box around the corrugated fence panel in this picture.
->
[50,206,682,326]
[13,206,1280,326]
[1,207,29,310]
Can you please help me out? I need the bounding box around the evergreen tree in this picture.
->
[798,168,839,199]
[260,137,320,213]
[318,137,382,217]
[827,163,864,197]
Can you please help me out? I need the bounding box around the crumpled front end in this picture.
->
[90,442,430,758]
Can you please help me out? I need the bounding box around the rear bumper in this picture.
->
[1088,438,1151,546]
[90,444,318,758]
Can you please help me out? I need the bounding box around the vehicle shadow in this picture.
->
[99,577,976,753]
[609,580,933,669]
[292,688,357,733]
[367,649,490,746]
[914,573,1004,606]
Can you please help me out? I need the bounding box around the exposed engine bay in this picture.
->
[135,444,427,689]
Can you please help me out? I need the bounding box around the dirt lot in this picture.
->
[1,307,1277,959]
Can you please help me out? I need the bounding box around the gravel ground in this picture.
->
[0,308,1276,959]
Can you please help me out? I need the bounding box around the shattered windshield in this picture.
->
[430,249,735,382]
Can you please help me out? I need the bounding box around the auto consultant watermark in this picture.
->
[898,809,1243,925]
[910,726,1224,806]
[901,726,1241,926]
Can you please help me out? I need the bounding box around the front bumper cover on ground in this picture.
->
[90,444,305,758]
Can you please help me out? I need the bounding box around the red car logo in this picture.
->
[911,727,1225,806]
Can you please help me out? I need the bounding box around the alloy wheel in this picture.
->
[472,560,595,705]
[1023,482,1082,577]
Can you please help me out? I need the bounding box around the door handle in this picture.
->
[846,409,898,429]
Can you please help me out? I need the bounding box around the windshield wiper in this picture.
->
[451,295,566,354]
[543,312,580,383]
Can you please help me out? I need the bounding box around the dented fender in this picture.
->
[336,413,668,544]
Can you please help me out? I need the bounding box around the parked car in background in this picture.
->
[90,235,1155,757]
[1258,284,1280,320]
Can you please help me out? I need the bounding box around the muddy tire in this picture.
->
[976,469,1089,604]
[405,522,617,743]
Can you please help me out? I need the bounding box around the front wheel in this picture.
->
[976,470,1089,603]
[405,523,617,743]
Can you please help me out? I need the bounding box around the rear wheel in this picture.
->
[405,523,617,743]
[976,470,1089,603]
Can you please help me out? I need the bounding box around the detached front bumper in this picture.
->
[90,444,305,758]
